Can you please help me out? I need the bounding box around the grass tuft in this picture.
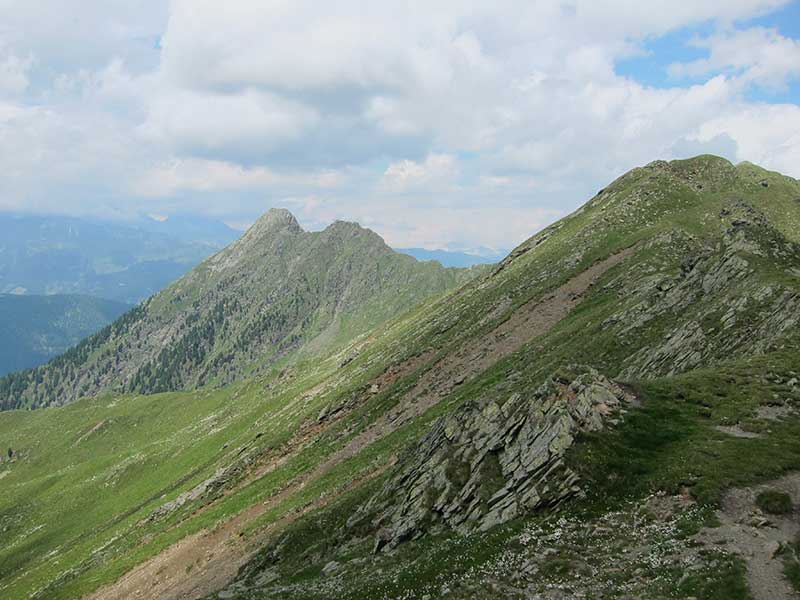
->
[755,490,793,515]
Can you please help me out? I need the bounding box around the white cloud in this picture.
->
[160,1,493,95]
[0,48,31,96]
[669,27,800,91]
[0,0,167,76]
[693,102,800,176]
[380,154,459,193]
[135,158,346,197]
[370,205,563,252]
[141,88,320,159]
[0,0,798,250]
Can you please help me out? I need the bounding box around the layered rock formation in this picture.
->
[352,367,634,550]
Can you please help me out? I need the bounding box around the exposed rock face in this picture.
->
[351,367,633,550]
[612,199,800,379]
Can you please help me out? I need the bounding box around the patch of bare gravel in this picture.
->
[757,404,796,421]
[695,473,800,600]
[714,424,762,439]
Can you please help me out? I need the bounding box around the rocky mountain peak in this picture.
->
[227,208,303,253]
[323,219,389,249]
[248,208,303,236]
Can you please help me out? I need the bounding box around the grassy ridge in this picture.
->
[0,156,799,598]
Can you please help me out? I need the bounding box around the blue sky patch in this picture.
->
[615,0,800,104]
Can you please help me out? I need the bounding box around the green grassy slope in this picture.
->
[0,294,130,376]
[225,350,800,600]
[0,156,799,599]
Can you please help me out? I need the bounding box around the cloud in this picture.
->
[380,154,459,193]
[366,205,563,252]
[134,158,347,197]
[160,1,493,95]
[669,27,800,91]
[0,48,31,96]
[0,0,798,251]
[141,89,320,160]
[693,102,800,176]
[671,132,740,160]
[0,0,167,77]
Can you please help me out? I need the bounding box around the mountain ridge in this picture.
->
[0,210,480,410]
[2,155,800,599]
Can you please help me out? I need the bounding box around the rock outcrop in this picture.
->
[611,199,800,379]
[350,367,634,550]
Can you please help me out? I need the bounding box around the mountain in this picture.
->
[0,294,130,377]
[134,213,241,247]
[1,156,800,600]
[0,213,238,303]
[395,247,507,267]
[0,209,478,410]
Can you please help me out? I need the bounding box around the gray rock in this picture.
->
[765,540,781,558]
[352,367,633,550]
[322,561,342,576]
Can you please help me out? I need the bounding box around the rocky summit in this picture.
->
[2,155,800,600]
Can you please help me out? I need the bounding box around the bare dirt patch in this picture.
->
[380,245,639,432]
[696,472,800,600]
[87,462,393,600]
[715,424,762,439]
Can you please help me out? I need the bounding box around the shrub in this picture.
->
[756,490,793,515]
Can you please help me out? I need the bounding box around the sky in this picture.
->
[1,1,799,253]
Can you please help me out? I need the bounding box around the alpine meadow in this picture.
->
[3,2,800,600]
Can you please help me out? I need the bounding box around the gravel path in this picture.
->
[697,473,800,600]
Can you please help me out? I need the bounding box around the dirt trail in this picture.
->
[382,246,638,431]
[697,473,800,600]
[87,463,393,600]
[86,247,636,600]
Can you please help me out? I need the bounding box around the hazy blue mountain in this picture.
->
[0,294,129,376]
[132,214,241,247]
[0,214,238,303]
[395,247,507,267]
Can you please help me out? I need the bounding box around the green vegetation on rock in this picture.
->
[756,489,794,515]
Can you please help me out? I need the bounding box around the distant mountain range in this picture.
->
[0,294,129,376]
[0,213,240,304]
[395,247,507,267]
